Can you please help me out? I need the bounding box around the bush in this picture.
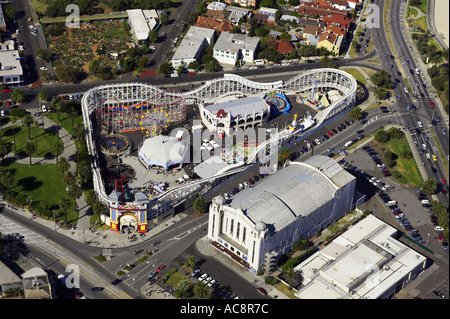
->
[265,276,280,286]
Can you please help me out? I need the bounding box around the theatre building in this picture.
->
[207,155,357,274]
[105,188,150,233]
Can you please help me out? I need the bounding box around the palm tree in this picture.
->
[10,116,18,152]
[77,162,91,184]
[22,114,34,140]
[58,196,71,225]
[349,107,363,121]
[421,178,437,195]
[68,182,83,214]
[33,120,39,154]
[52,141,64,163]
[24,141,36,165]
[278,147,291,166]
[92,200,106,226]
[57,156,70,175]
[67,107,78,132]
[177,279,191,294]
[63,171,76,188]
[283,266,299,289]
[193,282,209,298]
[52,96,63,122]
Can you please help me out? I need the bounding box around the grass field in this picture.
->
[342,67,367,85]
[3,162,76,221]
[377,137,423,187]
[2,125,60,158]
[45,112,83,136]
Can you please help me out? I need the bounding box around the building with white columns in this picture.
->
[207,155,357,274]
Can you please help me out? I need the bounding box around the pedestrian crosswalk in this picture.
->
[0,215,47,245]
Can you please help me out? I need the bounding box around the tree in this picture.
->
[193,197,207,213]
[283,266,299,288]
[176,64,185,76]
[374,128,390,143]
[92,200,106,225]
[387,127,404,140]
[22,114,34,140]
[349,107,363,121]
[58,196,72,225]
[278,147,291,165]
[57,156,70,175]
[187,61,201,71]
[188,256,196,269]
[421,179,437,195]
[52,96,63,121]
[384,150,396,168]
[205,59,219,72]
[148,30,158,43]
[52,141,64,163]
[24,141,36,165]
[11,89,25,104]
[158,62,172,76]
[374,87,390,100]
[63,171,76,188]
[193,282,209,298]
[55,64,80,83]
[0,169,15,195]
[39,88,50,102]
[177,279,191,293]
[68,182,83,212]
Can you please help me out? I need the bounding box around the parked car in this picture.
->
[434,226,445,231]
[257,287,267,296]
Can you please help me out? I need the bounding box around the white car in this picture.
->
[207,279,216,287]
[417,121,423,128]
[1,110,5,116]
[395,214,405,219]
[42,105,47,112]
[15,29,19,34]
[203,276,212,283]
[199,273,208,281]
[19,45,24,51]
[434,226,444,231]
[249,66,258,70]
[224,193,230,199]
[425,153,430,160]
[40,66,48,71]
[315,139,321,145]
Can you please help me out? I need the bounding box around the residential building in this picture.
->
[0,50,23,85]
[170,26,215,69]
[199,96,270,136]
[224,0,259,8]
[194,16,233,33]
[317,30,343,55]
[207,155,357,274]
[259,7,278,17]
[294,214,427,299]
[213,31,259,65]
[207,1,228,11]
[127,9,159,42]
[22,268,53,299]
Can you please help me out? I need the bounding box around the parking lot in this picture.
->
[343,146,448,255]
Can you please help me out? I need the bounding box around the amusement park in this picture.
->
[80,69,357,233]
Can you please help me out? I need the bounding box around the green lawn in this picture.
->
[342,67,367,85]
[382,137,423,187]
[2,162,76,222]
[45,112,83,136]
[2,125,60,158]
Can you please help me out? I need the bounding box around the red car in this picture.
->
[430,101,435,107]
[6,100,11,106]
[188,72,196,76]
[257,287,267,296]
[442,178,447,184]
[332,128,338,134]
[328,131,333,137]
[2,89,11,93]
[438,234,446,241]
[157,264,165,272]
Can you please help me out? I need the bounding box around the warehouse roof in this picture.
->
[228,157,355,232]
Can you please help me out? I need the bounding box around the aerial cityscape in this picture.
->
[0,0,448,306]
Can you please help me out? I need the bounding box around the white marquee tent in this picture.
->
[138,135,188,171]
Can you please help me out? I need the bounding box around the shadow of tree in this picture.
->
[17,176,42,191]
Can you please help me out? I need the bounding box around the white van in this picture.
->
[415,68,420,75]
[344,141,353,148]
[404,87,409,94]
[386,200,397,207]
[421,199,430,206]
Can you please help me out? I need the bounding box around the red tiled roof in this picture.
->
[276,39,295,55]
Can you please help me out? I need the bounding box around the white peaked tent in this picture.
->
[138,135,188,171]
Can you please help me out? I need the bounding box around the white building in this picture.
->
[213,32,259,65]
[259,7,278,17]
[207,1,227,11]
[207,156,357,274]
[0,50,23,85]
[171,26,215,69]
[127,9,159,42]
[200,97,270,136]
[294,214,427,299]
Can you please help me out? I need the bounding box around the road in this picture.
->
[370,0,448,205]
